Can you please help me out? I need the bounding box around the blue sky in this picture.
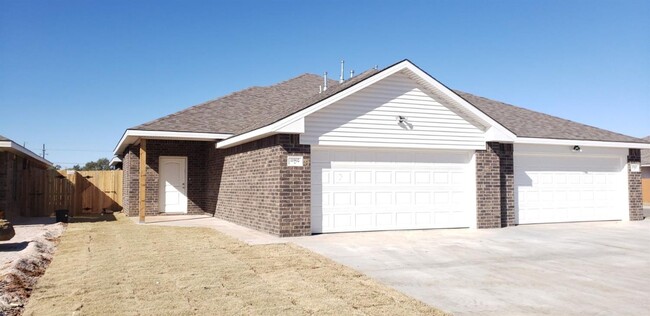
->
[1,0,648,168]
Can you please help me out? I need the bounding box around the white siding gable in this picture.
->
[302,72,486,150]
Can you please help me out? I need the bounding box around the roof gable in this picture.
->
[302,71,487,150]
[119,59,649,152]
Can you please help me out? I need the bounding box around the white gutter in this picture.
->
[0,140,52,166]
[515,137,650,149]
[113,130,233,155]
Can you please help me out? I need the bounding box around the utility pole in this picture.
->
[42,144,46,158]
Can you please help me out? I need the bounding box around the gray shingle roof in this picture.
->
[131,66,647,145]
[642,136,650,165]
[133,70,379,136]
[454,91,647,143]
[0,135,10,141]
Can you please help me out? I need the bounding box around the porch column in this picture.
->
[139,139,147,223]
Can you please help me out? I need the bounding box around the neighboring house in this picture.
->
[0,135,52,219]
[642,136,650,206]
[113,60,650,237]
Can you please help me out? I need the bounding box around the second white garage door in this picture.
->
[311,147,475,233]
[514,145,628,224]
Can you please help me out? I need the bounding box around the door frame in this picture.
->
[158,156,188,214]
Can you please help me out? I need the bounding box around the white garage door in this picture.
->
[311,147,475,233]
[515,147,628,224]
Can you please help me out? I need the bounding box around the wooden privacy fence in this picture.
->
[23,170,123,217]
[643,178,650,205]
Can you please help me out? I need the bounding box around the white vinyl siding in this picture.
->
[302,72,486,150]
[312,147,475,233]
[514,144,628,224]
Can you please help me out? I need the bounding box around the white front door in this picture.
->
[159,156,188,213]
[311,147,475,233]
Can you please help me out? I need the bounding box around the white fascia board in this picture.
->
[113,130,233,155]
[515,137,650,149]
[217,60,518,149]
[485,126,515,143]
[0,140,52,166]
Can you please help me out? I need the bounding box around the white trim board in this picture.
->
[113,129,233,155]
[0,140,52,166]
[515,137,650,150]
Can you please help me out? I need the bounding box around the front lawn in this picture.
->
[24,214,446,315]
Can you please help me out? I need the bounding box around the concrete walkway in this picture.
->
[141,215,650,315]
[290,220,650,315]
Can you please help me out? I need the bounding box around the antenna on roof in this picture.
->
[350,70,354,78]
[339,60,345,83]
[323,72,328,91]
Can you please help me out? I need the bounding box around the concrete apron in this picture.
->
[142,215,650,315]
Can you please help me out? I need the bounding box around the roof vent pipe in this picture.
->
[350,69,354,78]
[323,72,328,91]
[339,60,345,83]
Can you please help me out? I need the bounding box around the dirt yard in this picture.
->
[0,219,65,316]
[23,214,446,315]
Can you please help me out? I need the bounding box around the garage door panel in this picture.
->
[312,147,473,233]
[515,152,626,225]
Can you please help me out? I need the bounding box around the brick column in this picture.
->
[122,145,140,216]
[278,134,311,237]
[475,142,514,228]
[628,149,643,221]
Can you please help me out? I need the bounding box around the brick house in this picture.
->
[113,60,650,237]
[0,135,52,220]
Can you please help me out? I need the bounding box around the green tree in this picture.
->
[81,158,111,171]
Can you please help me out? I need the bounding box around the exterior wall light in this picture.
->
[572,145,582,152]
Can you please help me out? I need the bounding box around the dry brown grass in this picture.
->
[23,214,447,315]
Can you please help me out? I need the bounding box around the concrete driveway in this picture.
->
[290,220,650,315]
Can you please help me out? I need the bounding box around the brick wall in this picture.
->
[628,148,643,221]
[0,152,8,218]
[204,145,223,216]
[215,134,311,237]
[121,140,213,216]
[475,142,514,228]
